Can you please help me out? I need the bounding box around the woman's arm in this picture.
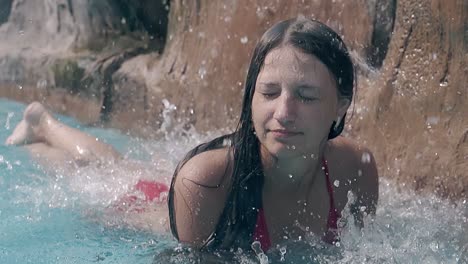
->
[171,148,232,247]
[352,147,379,227]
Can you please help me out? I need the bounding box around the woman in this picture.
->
[6,17,378,253]
[168,17,378,252]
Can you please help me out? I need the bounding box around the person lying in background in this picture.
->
[6,16,378,253]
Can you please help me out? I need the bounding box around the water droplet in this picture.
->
[361,152,371,163]
[76,145,85,155]
[430,241,439,252]
[439,81,448,87]
[279,246,287,261]
[240,36,248,44]
[288,174,293,179]
[334,180,340,187]
[198,67,206,79]
[357,169,362,177]
[291,145,296,150]
[5,112,14,129]
[36,79,47,89]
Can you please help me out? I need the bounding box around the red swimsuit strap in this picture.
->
[322,158,341,244]
[322,158,340,226]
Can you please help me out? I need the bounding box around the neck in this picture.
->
[261,139,329,195]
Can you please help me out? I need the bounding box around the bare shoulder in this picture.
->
[172,147,233,247]
[329,136,377,171]
[329,136,371,156]
[328,136,379,214]
[176,147,233,187]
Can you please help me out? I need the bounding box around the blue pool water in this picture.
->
[0,98,466,263]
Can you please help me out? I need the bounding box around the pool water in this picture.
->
[0,98,466,263]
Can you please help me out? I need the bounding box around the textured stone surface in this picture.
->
[0,0,466,199]
[141,0,373,132]
[353,0,467,199]
[0,0,168,122]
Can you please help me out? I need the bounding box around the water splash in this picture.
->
[336,179,466,263]
[160,99,178,136]
[251,241,269,264]
[4,112,14,129]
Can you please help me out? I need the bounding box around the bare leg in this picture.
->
[5,102,121,164]
[5,102,170,234]
[24,142,79,170]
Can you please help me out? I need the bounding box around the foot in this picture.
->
[5,102,49,145]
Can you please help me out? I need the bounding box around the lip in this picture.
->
[269,129,302,138]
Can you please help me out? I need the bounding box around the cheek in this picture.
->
[299,106,334,133]
[251,95,269,133]
[251,97,261,129]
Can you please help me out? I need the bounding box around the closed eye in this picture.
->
[261,92,280,99]
[299,94,318,103]
[297,85,320,103]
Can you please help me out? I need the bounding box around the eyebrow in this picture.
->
[257,82,281,88]
[257,82,321,92]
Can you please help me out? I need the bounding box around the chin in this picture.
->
[266,143,302,159]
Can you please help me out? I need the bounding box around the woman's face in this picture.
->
[252,45,349,159]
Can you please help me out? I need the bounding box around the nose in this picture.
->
[273,93,297,125]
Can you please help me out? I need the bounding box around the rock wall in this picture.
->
[354,0,467,200]
[104,0,375,132]
[0,0,168,122]
[0,0,466,199]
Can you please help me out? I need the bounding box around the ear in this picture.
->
[336,98,351,118]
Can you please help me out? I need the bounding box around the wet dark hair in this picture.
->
[168,17,355,251]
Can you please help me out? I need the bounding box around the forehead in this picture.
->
[258,45,335,87]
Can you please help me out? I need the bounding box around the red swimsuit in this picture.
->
[116,180,169,212]
[253,158,341,252]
